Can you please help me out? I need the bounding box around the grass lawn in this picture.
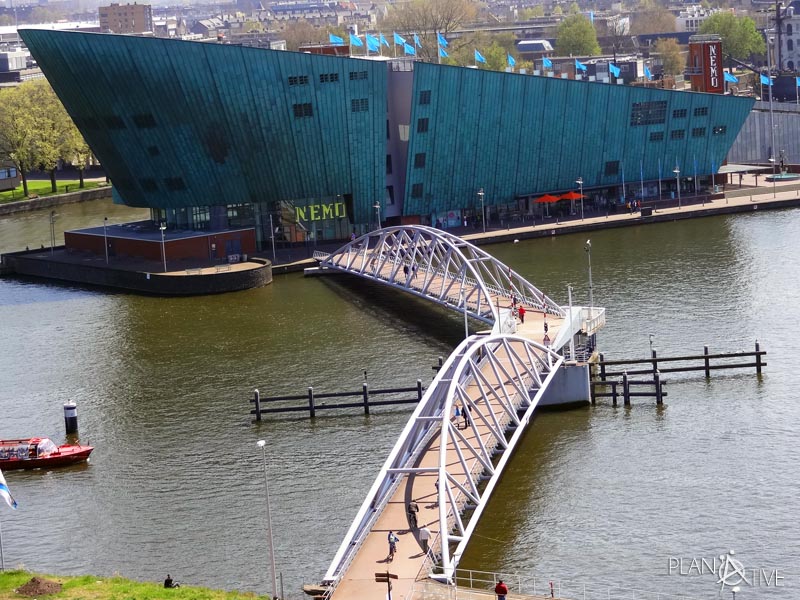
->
[0,570,270,600]
[0,180,107,204]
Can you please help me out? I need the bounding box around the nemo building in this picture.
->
[20,29,754,253]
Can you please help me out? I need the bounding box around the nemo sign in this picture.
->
[704,41,723,94]
[295,202,347,222]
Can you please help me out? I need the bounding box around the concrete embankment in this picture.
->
[0,185,112,216]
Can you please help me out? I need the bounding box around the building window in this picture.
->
[693,106,709,116]
[649,131,665,142]
[630,101,667,126]
[398,124,410,142]
[351,98,369,112]
[164,177,186,191]
[672,108,687,118]
[788,23,793,35]
[414,153,426,169]
[670,129,685,140]
[411,183,423,198]
[419,90,431,105]
[288,75,309,86]
[712,125,727,135]
[386,154,392,175]
[104,115,126,129]
[417,117,429,133]
[386,120,390,139]
[319,73,339,83]
[348,70,368,80]
[385,185,395,206]
[692,127,706,137]
[789,39,794,51]
[132,113,156,128]
[790,60,796,70]
[604,161,619,176]
[293,103,313,118]
[147,145,160,156]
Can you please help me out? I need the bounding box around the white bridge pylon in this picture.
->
[314,225,567,326]
[323,334,564,596]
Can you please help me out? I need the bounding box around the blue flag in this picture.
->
[380,33,389,47]
[404,42,416,56]
[644,66,653,80]
[414,33,421,48]
[439,47,448,58]
[761,74,772,86]
[724,71,738,83]
[475,49,486,64]
[349,33,363,47]
[366,33,380,52]
[437,32,448,47]
[393,32,405,46]
[507,54,516,67]
[609,63,620,77]
[1,469,18,510]
[575,59,587,72]
[329,33,344,45]
[542,56,552,69]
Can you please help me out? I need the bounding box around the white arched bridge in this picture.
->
[306,226,606,599]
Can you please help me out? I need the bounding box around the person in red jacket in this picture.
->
[494,579,509,600]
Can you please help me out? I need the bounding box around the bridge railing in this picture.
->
[581,307,606,335]
[407,568,703,600]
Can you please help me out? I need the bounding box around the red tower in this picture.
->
[687,34,724,94]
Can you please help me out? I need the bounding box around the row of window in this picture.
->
[0,168,18,180]
[293,99,369,118]
[631,102,710,126]
[288,71,363,86]
[647,125,724,141]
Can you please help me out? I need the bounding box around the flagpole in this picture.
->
[640,158,644,202]
[621,161,626,204]
[658,157,663,201]
[1,514,5,571]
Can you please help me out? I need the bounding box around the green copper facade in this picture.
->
[404,62,754,214]
[20,29,387,225]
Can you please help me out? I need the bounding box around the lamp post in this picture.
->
[767,33,776,195]
[373,201,381,230]
[256,440,278,600]
[103,217,109,264]
[584,239,593,312]
[49,210,56,255]
[477,188,485,233]
[159,222,167,272]
[768,156,776,198]
[673,166,681,209]
[576,177,584,220]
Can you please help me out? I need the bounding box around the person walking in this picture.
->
[462,403,470,429]
[453,404,461,428]
[387,531,399,561]
[494,579,509,600]
[418,525,431,554]
[518,305,526,324]
[406,499,419,529]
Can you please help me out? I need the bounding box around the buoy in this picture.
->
[64,401,79,434]
[513,239,520,243]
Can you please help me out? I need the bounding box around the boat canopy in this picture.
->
[36,438,58,456]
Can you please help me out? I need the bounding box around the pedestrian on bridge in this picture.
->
[418,525,431,554]
[407,500,419,529]
[462,403,471,429]
[494,580,508,600]
[518,306,526,324]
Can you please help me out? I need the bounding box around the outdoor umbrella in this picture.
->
[559,191,584,200]
[535,194,561,217]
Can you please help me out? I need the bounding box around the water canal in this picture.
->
[0,200,797,598]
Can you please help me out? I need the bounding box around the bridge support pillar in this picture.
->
[539,363,591,407]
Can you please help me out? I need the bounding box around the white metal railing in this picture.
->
[581,307,606,336]
[406,569,704,600]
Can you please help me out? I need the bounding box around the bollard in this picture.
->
[599,353,606,381]
[654,371,662,405]
[755,340,762,375]
[622,371,630,406]
[254,389,261,421]
[308,387,315,418]
[417,379,423,402]
[651,349,658,376]
[704,345,710,378]
[362,382,370,415]
[611,381,618,406]
[64,401,79,434]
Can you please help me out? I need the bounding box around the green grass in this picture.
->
[0,180,107,204]
[0,570,270,600]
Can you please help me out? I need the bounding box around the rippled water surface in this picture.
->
[1,201,797,598]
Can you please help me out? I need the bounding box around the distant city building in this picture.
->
[676,4,723,33]
[515,39,554,62]
[99,3,153,34]
[771,0,800,71]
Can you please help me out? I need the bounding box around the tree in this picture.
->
[26,80,68,193]
[385,0,478,62]
[555,14,601,56]
[655,38,684,75]
[699,12,764,61]
[630,8,676,35]
[0,87,37,197]
[552,5,563,16]
[281,19,324,51]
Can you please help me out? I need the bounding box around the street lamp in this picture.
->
[256,440,278,600]
[477,188,485,233]
[767,34,776,195]
[159,222,167,272]
[373,201,381,230]
[49,210,57,255]
[768,156,776,198]
[584,239,593,311]
[103,217,109,264]
[673,166,681,209]
[576,177,584,220]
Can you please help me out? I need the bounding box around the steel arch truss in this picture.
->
[317,225,566,325]
[323,334,564,586]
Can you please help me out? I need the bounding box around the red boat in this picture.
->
[0,437,93,470]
